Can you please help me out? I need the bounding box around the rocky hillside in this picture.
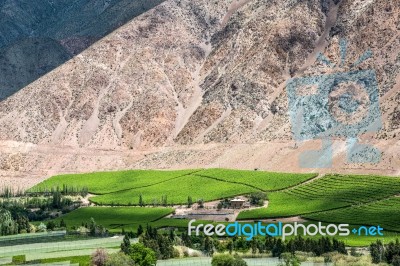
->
[0,0,165,100]
[0,0,399,188]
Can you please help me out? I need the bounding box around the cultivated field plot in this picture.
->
[193,169,317,191]
[29,169,197,194]
[36,255,90,266]
[0,237,124,260]
[30,169,315,200]
[304,197,400,232]
[0,231,66,247]
[238,174,400,220]
[90,174,259,205]
[286,174,400,204]
[53,207,173,230]
[237,193,346,220]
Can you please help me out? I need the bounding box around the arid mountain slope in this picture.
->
[0,0,399,188]
[0,0,165,100]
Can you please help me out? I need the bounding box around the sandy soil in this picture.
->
[1,138,399,191]
[221,0,254,28]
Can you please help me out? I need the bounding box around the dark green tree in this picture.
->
[203,236,214,256]
[392,255,400,266]
[46,221,56,231]
[250,237,258,254]
[59,218,66,228]
[249,192,267,206]
[169,229,175,242]
[121,234,131,255]
[161,195,168,206]
[187,196,193,207]
[51,191,62,208]
[139,194,144,207]
[370,240,384,264]
[272,239,285,258]
[137,224,144,236]
[89,217,96,236]
[227,239,234,254]
[0,209,17,236]
[15,214,30,233]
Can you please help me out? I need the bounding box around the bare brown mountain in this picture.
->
[0,0,399,189]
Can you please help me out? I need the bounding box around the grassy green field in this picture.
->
[37,255,90,266]
[30,169,315,198]
[25,169,400,247]
[192,169,317,191]
[49,206,210,232]
[237,193,347,220]
[29,169,198,194]
[238,174,400,220]
[286,174,400,204]
[53,207,173,230]
[0,237,123,260]
[91,174,259,205]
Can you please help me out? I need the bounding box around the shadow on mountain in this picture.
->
[0,0,165,100]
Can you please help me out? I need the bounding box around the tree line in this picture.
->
[370,239,400,265]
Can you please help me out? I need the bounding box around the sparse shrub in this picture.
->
[91,248,108,266]
[212,254,248,266]
[172,247,180,258]
[278,253,300,266]
[350,247,361,257]
[37,222,47,232]
[12,255,26,264]
[183,248,189,257]
[105,252,134,266]
[197,199,204,208]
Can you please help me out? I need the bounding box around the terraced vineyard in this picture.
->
[238,193,347,220]
[304,197,400,232]
[29,169,197,194]
[52,207,173,230]
[50,207,208,232]
[91,174,259,205]
[238,174,400,220]
[286,174,400,204]
[30,169,313,196]
[193,169,317,191]
[18,170,400,248]
[29,170,400,238]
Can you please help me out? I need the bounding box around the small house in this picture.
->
[230,198,246,209]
